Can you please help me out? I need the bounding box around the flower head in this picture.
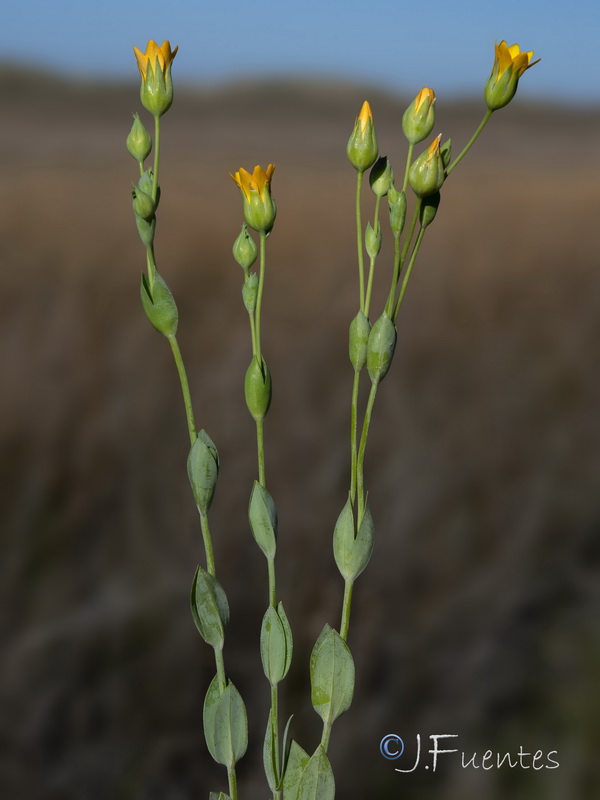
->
[484,41,539,111]
[403,87,436,144]
[231,164,277,232]
[347,101,378,172]
[133,40,178,116]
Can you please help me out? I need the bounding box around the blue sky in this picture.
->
[1,0,596,103]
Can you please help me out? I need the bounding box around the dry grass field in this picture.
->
[1,67,599,798]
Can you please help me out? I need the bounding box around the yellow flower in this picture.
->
[484,41,539,111]
[133,40,178,116]
[347,100,378,172]
[402,87,436,144]
[231,165,277,232]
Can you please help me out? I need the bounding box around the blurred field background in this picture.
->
[1,61,599,800]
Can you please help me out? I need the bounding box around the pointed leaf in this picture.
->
[296,745,335,800]
[190,565,229,649]
[203,674,222,763]
[261,605,287,685]
[263,705,278,793]
[282,740,311,800]
[310,628,354,726]
[277,601,294,679]
[249,481,277,558]
[212,681,248,768]
[188,430,219,514]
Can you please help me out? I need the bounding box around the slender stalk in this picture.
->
[340,579,354,641]
[402,142,414,193]
[199,511,216,576]
[385,201,420,317]
[167,335,196,445]
[447,109,492,175]
[355,171,366,313]
[227,765,238,800]
[256,231,268,356]
[320,719,333,752]
[364,194,381,318]
[394,226,426,321]
[267,557,277,608]
[356,381,379,522]
[151,114,161,202]
[349,370,360,505]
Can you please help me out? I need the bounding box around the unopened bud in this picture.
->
[242,273,259,314]
[388,190,407,238]
[244,356,272,422]
[366,312,397,384]
[369,156,393,197]
[233,224,258,270]
[126,113,152,162]
[365,222,381,259]
[346,101,378,172]
[402,87,436,144]
[349,310,371,371]
[408,135,445,198]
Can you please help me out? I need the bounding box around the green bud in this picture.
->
[140,271,178,337]
[346,101,378,172]
[244,356,272,422]
[134,41,178,117]
[187,430,219,515]
[388,190,407,238]
[402,87,436,144]
[242,273,259,315]
[232,224,258,270]
[131,185,155,221]
[369,156,393,197]
[126,112,152,162]
[408,135,445,198]
[367,312,397,384]
[260,603,293,686]
[333,496,375,582]
[365,221,381,259]
[349,310,371,371]
[419,192,441,229]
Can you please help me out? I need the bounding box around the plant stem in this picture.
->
[257,418,266,487]
[167,334,196,445]
[364,195,381,317]
[152,114,161,202]
[402,142,414,193]
[199,510,216,576]
[256,231,267,357]
[227,764,238,800]
[394,226,426,321]
[385,201,420,317]
[446,109,492,175]
[355,170,365,313]
[356,381,379,522]
[349,369,360,505]
[340,579,354,641]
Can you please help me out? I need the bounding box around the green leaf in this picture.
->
[263,705,278,793]
[296,745,335,800]
[277,601,294,679]
[203,675,222,763]
[190,565,229,649]
[260,605,287,686]
[333,497,374,581]
[187,430,219,514]
[140,271,178,337]
[212,681,248,768]
[310,627,354,726]
[282,740,311,800]
[249,480,277,559]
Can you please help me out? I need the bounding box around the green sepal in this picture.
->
[389,189,407,238]
[140,271,178,337]
[190,565,229,649]
[260,601,293,685]
[211,681,248,768]
[248,480,277,559]
[233,223,258,270]
[310,626,355,726]
[136,214,156,247]
[296,745,335,800]
[244,355,272,422]
[420,192,441,229]
[366,311,397,384]
[282,740,311,799]
[187,430,219,515]
[242,272,259,314]
[333,497,375,581]
[365,221,381,259]
[203,674,223,763]
[348,311,371,372]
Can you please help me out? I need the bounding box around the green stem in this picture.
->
[267,556,276,608]
[199,511,216,576]
[257,418,266,487]
[152,114,161,202]
[447,109,493,175]
[256,231,267,357]
[364,195,381,318]
[227,764,238,800]
[167,335,196,445]
[349,369,360,505]
[340,579,354,641]
[356,381,379,522]
[402,142,414,193]
[320,719,333,752]
[393,226,426,321]
[385,201,420,317]
[355,170,365,313]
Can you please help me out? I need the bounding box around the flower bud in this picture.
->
[484,41,539,111]
[136,215,155,247]
[367,312,397,384]
[388,190,407,238]
[140,271,178,337]
[133,40,178,117]
[419,192,441,229]
[244,356,272,422]
[365,222,381,259]
[242,273,259,315]
[187,430,219,515]
[408,135,445,198]
[231,165,277,233]
[126,113,152,162]
[369,157,393,197]
[346,101,378,172]
[131,184,155,221]
[349,310,371,371]
[402,87,436,144]
[233,224,258,270]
